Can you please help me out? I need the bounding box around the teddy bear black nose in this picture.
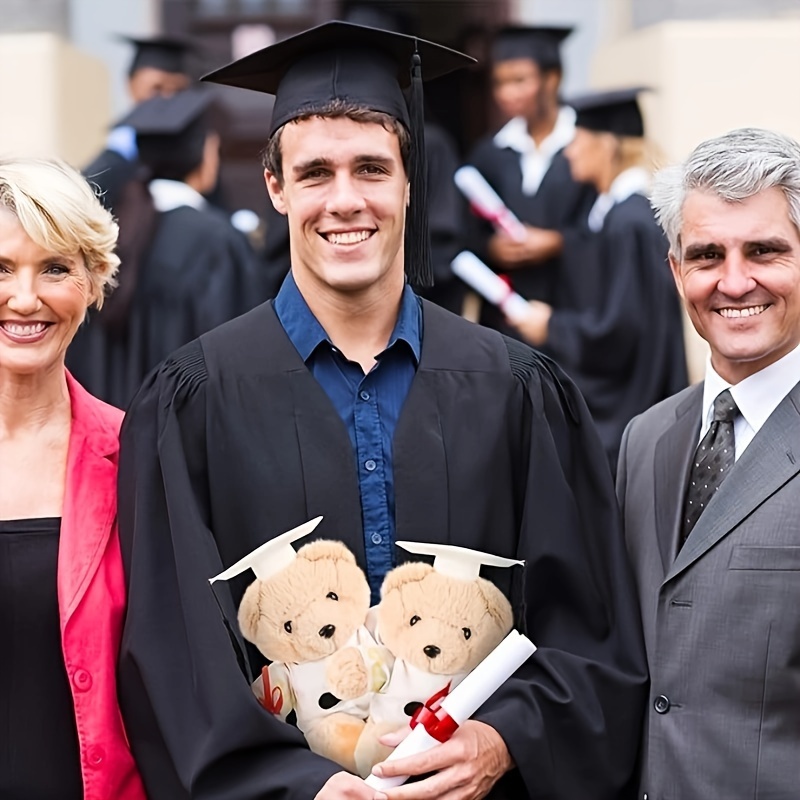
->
[423,645,441,659]
[319,624,336,639]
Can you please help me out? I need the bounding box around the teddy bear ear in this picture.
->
[379,561,433,597]
[475,577,514,634]
[297,539,357,564]
[237,580,265,644]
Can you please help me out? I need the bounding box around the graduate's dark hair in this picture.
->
[138,116,210,182]
[261,99,412,185]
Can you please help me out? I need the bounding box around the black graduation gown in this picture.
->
[546,194,688,470]
[261,122,467,311]
[117,298,648,800]
[466,133,597,314]
[66,204,265,409]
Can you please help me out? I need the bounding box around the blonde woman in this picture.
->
[509,89,688,472]
[0,158,145,799]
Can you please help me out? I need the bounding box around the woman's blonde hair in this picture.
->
[0,157,120,309]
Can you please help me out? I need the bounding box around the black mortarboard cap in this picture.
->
[118,35,192,76]
[570,87,647,137]
[117,88,213,180]
[491,25,573,72]
[200,21,473,288]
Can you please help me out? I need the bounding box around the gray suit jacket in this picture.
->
[617,380,800,800]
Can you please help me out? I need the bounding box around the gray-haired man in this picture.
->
[617,126,800,799]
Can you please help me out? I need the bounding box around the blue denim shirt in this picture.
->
[274,272,421,602]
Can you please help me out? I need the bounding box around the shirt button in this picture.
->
[87,745,105,766]
[364,459,377,472]
[360,390,370,401]
[72,668,93,692]
[371,532,382,545]
[653,694,671,714]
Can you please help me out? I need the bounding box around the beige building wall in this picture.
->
[0,32,109,167]
[591,19,800,381]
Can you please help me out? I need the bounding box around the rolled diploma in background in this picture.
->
[454,165,528,242]
[451,251,532,323]
[365,630,537,790]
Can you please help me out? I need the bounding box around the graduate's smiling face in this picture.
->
[670,187,800,384]
[0,208,92,378]
[265,116,409,298]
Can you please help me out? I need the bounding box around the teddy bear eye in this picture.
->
[462,627,472,640]
[326,592,339,601]
[409,615,421,626]
[283,621,292,634]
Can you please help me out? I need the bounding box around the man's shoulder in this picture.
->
[626,383,702,444]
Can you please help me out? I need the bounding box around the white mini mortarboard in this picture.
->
[209,516,323,584]
[395,541,524,582]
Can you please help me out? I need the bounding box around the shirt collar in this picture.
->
[702,341,800,435]
[149,179,207,213]
[274,271,422,365]
[587,167,651,232]
[493,106,576,157]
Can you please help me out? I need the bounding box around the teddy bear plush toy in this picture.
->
[353,544,517,778]
[237,537,393,774]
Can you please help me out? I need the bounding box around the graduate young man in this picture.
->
[116,22,647,800]
[465,27,597,327]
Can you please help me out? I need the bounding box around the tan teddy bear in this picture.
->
[354,551,516,778]
[237,538,392,773]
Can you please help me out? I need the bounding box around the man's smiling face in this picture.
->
[670,186,800,383]
[265,115,409,300]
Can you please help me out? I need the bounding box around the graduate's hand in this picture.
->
[315,771,381,800]
[488,227,563,267]
[370,720,513,800]
[507,300,552,347]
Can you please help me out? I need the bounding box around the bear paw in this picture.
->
[326,646,369,700]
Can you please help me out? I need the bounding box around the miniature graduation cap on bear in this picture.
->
[118,34,192,77]
[569,87,647,138]
[116,87,214,182]
[395,541,524,581]
[200,21,473,287]
[491,25,574,72]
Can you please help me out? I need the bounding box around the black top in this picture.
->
[117,299,648,799]
[0,517,83,800]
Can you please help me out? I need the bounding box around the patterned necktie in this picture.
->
[681,389,740,546]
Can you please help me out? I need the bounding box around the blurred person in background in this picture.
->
[0,157,145,800]
[84,36,193,213]
[510,88,687,471]
[68,88,264,408]
[465,25,596,332]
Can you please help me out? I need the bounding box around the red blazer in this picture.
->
[59,372,145,800]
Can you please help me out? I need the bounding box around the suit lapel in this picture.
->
[653,386,702,574]
[58,382,118,625]
[666,384,800,583]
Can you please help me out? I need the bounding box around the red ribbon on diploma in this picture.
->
[260,665,284,716]
[409,682,459,743]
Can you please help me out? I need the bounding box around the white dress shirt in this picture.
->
[586,167,651,233]
[700,342,800,459]
[493,106,576,196]
[149,178,207,212]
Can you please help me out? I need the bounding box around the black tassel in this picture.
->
[405,48,433,288]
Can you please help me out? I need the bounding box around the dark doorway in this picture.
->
[162,0,509,215]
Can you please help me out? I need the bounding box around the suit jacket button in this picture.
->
[654,694,671,714]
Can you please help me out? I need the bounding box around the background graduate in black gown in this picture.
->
[116,21,647,800]
[465,26,597,329]
[67,89,264,408]
[83,36,192,213]
[510,88,688,471]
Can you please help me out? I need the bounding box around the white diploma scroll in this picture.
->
[365,630,537,790]
[451,251,532,323]
[454,165,528,242]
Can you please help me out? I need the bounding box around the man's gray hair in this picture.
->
[651,127,800,258]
